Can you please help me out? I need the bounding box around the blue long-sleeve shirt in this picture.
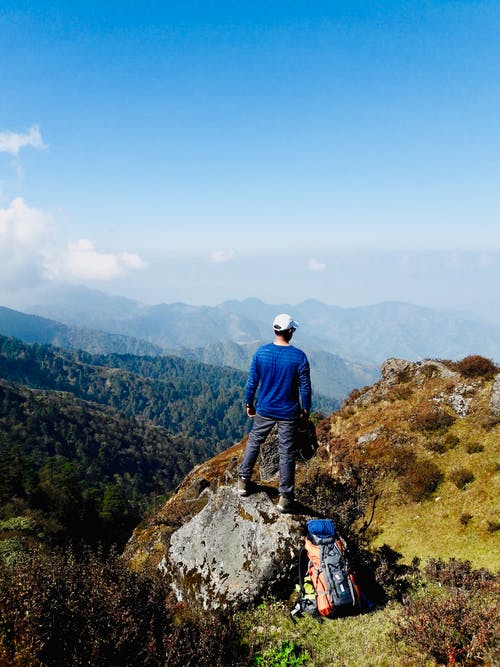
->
[245,343,312,420]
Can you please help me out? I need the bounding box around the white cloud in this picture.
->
[0,197,53,246]
[46,239,148,282]
[0,125,47,156]
[0,198,53,288]
[307,257,327,272]
[0,197,147,289]
[210,248,236,263]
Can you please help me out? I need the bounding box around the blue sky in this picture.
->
[0,1,499,319]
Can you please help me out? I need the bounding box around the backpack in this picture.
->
[291,519,362,620]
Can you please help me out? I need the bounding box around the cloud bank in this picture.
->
[0,125,47,156]
[0,198,147,289]
[47,239,147,281]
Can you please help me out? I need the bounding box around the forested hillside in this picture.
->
[0,335,248,449]
[0,379,209,546]
[0,305,164,356]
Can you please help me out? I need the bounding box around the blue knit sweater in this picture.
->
[245,343,312,420]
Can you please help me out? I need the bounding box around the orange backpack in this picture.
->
[293,519,361,618]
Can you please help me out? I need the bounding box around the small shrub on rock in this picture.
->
[343,386,371,406]
[453,355,498,379]
[412,403,455,433]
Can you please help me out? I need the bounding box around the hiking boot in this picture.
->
[277,496,295,514]
[237,477,250,497]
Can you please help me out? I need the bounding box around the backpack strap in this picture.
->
[297,545,309,594]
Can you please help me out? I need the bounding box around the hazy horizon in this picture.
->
[1,268,500,329]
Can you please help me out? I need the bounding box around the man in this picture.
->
[237,313,312,513]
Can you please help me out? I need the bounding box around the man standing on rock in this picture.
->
[237,313,312,513]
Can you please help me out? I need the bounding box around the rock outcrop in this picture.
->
[490,373,500,420]
[123,424,318,610]
[354,358,459,407]
[166,486,305,609]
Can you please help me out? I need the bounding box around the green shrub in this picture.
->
[453,355,497,379]
[449,467,475,490]
[253,640,310,667]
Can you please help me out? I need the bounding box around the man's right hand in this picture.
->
[246,404,256,417]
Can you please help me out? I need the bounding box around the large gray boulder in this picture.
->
[165,486,306,610]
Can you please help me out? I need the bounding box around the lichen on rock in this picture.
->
[167,486,306,610]
[489,373,500,419]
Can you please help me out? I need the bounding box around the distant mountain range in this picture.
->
[3,285,499,406]
[24,286,500,365]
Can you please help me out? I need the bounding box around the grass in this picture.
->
[237,599,434,666]
[370,417,499,571]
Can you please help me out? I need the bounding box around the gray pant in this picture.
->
[238,414,299,499]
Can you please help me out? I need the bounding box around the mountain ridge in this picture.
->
[24,286,500,364]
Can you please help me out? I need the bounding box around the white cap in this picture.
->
[273,313,299,332]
